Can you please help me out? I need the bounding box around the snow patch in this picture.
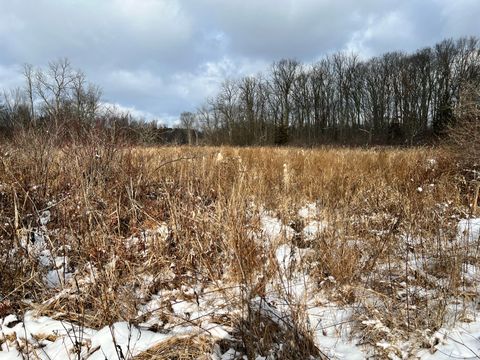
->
[457,218,480,243]
[260,214,294,241]
[303,220,328,240]
[298,202,318,219]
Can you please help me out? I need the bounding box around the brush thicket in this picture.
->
[0,130,471,356]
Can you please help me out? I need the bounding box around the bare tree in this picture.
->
[23,63,35,124]
[34,58,75,131]
[71,70,102,123]
[271,59,299,128]
[215,79,240,143]
[2,88,30,128]
[180,111,197,145]
[184,37,480,146]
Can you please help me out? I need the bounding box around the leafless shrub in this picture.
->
[449,84,480,168]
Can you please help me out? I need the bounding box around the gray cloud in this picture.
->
[0,0,479,124]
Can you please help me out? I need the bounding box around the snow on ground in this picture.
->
[310,306,365,360]
[458,218,480,243]
[272,242,366,359]
[303,220,328,240]
[0,311,231,359]
[418,319,480,359]
[298,202,319,219]
[3,213,480,359]
[259,213,295,241]
[13,228,74,289]
[414,218,480,359]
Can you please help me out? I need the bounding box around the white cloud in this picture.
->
[188,0,394,59]
[0,0,194,68]
[101,102,156,120]
[345,11,414,58]
[437,0,480,38]
[99,57,269,120]
[105,69,164,95]
[0,64,24,91]
[100,102,176,125]
[0,0,478,125]
[172,57,269,101]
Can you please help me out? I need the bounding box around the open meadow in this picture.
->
[1,139,479,359]
[0,1,479,358]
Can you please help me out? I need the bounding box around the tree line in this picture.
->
[0,58,194,145]
[190,37,480,146]
[1,37,479,147]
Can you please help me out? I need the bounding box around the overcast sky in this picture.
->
[0,0,479,125]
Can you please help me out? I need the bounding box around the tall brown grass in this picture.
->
[0,130,473,358]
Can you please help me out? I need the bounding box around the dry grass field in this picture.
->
[1,136,479,358]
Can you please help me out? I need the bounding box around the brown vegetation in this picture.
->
[1,128,476,357]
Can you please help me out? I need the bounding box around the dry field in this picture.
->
[1,137,479,359]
